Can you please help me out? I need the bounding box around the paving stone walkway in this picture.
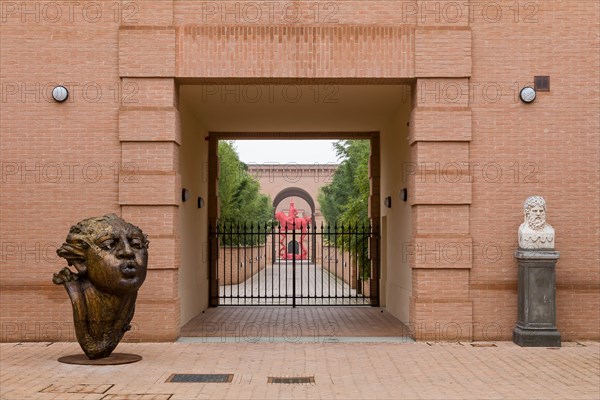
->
[180,307,412,339]
[1,341,598,399]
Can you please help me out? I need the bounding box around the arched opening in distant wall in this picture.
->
[272,186,318,262]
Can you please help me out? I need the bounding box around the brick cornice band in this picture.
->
[177,25,416,78]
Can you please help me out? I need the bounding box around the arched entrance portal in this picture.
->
[272,187,317,262]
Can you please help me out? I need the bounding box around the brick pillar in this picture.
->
[409,26,474,341]
[118,1,181,341]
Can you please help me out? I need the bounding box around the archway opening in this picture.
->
[177,82,413,332]
[272,186,318,262]
[207,134,378,307]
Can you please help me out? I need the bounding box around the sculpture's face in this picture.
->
[84,219,148,295]
[526,205,546,230]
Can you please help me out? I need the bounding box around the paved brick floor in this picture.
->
[1,341,598,399]
[181,307,411,339]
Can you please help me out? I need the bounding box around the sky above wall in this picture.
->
[233,140,340,165]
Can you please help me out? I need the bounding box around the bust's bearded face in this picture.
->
[84,219,148,295]
[526,205,546,230]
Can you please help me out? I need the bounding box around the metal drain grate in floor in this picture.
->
[471,343,497,347]
[166,374,233,383]
[268,376,315,384]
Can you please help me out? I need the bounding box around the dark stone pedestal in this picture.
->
[513,250,561,347]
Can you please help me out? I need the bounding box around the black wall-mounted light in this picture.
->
[384,196,392,208]
[400,188,408,202]
[197,197,204,209]
[52,85,69,102]
[182,188,190,202]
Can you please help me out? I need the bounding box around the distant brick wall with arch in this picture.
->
[248,164,338,227]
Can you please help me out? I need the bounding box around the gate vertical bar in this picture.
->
[321,223,325,302]
[272,223,276,303]
[299,221,302,303]
[326,224,330,303]
[284,226,288,305]
[353,223,356,301]
[230,223,234,302]
[264,222,268,304]
[364,224,367,303]
[241,222,244,303]
[354,223,358,302]
[253,223,257,303]
[292,219,296,307]
[334,223,337,303]
[312,223,316,302]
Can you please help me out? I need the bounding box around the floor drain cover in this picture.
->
[268,376,315,384]
[471,343,497,347]
[166,374,233,383]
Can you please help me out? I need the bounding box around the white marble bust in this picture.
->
[518,196,555,250]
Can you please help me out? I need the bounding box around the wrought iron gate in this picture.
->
[209,222,379,306]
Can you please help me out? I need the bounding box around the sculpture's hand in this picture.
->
[52,267,78,285]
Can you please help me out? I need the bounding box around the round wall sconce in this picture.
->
[197,197,204,209]
[52,85,69,102]
[519,87,536,104]
[384,196,392,208]
[182,188,190,202]
[400,188,408,202]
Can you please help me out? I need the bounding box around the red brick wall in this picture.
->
[218,245,270,285]
[248,164,337,227]
[1,0,598,342]
[467,0,600,341]
[1,1,124,342]
[320,246,372,297]
[177,24,415,78]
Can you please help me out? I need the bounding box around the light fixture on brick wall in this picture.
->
[52,85,69,102]
[182,188,190,202]
[197,197,204,209]
[519,87,536,103]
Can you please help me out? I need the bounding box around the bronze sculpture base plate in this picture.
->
[57,353,142,365]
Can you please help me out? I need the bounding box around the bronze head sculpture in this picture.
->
[53,214,149,360]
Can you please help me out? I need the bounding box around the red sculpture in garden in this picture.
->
[274,199,312,260]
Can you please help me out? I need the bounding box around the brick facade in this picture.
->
[218,245,270,285]
[1,1,598,342]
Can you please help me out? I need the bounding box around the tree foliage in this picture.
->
[218,141,273,245]
[318,140,371,279]
[319,140,370,227]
